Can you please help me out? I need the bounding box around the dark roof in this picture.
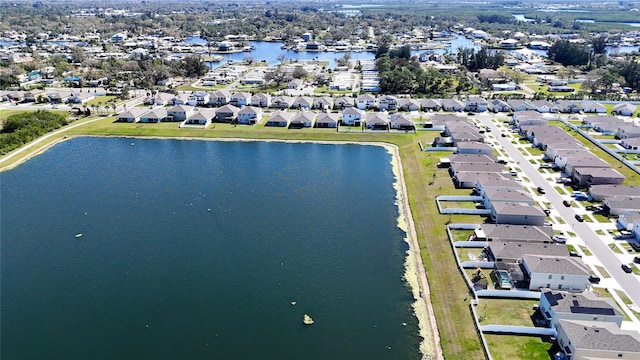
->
[558,319,640,352]
[543,290,623,317]
[479,224,553,242]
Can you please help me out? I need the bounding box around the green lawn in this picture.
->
[594,265,611,278]
[614,290,640,320]
[608,243,623,254]
[85,95,117,106]
[484,334,552,360]
[579,245,592,256]
[477,299,538,326]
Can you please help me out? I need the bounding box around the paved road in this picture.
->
[478,114,640,308]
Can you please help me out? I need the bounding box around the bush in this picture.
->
[0,110,68,155]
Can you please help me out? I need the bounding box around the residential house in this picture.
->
[555,319,640,360]
[265,110,292,127]
[250,93,271,108]
[618,212,640,232]
[397,98,420,112]
[454,171,506,189]
[170,93,191,105]
[483,189,534,210]
[581,101,607,114]
[271,96,293,109]
[488,242,568,264]
[215,104,240,123]
[378,95,398,111]
[440,99,464,112]
[191,91,210,106]
[150,92,174,106]
[166,105,195,121]
[455,141,493,155]
[572,167,625,187]
[356,94,376,110]
[539,290,624,329]
[532,100,557,113]
[603,197,640,216]
[490,202,546,226]
[448,153,497,164]
[291,96,313,110]
[66,93,95,104]
[313,96,333,110]
[420,99,441,112]
[475,174,522,195]
[116,108,149,123]
[589,185,640,202]
[465,96,488,112]
[474,224,553,243]
[185,108,216,125]
[449,162,504,179]
[23,89,45,103]
[612,102,637,116]
[487,99,511,113]
[230,92,251,107]
[513,111,547,127]
[334,96,354,109]
[209,90,231,106]
[521,254,590,291]
[287,78,303,90]
[289,111,316,128]
[621,137,640,150]
[139,108,167,123]
[341,108,365,126]
[582,116,624,134]
[507,99,535,112]
[237,106,263,125]
[315,112,339,128]
[389,113,415,131]
[555,100,582,114]
[615,124,640,139]
[365,112,389,130]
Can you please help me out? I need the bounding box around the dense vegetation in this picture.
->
[0,111,68,155]
[547,40,593,67]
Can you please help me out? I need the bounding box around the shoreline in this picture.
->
[0,134,443,359]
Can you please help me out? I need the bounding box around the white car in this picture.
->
[552,235,567,243]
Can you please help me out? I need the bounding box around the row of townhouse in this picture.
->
[116,104,417,130]
[588,184,640,241]
[0,89,100,104]
[517,124,626,187]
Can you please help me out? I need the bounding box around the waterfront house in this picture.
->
[215,104,240,123]
[474,224,553,244]
[167,105,195,122]
[474,174,522,194]
[356,94,376,110]
[315,112,339,128]
[265,110,292,127]
[448,153,497,164]
[612,103,637,116]
[185,108,216,126]
[341,107,364,126]
[521,254,590,291]
[365,112,389,130]
[139,108,167,123]
[237,106,263,125]
[555,320,640,360]
[539,290,624,329]
[483,189,534,210]
[116,108,149,123]
[289,111,316,128]
[490,202,546,226]
[389,113,415,131]
[250,93,271,108]
[488,242,568,264]
[449,162,504,179]
[455,141,493,155]
[230,92,251,107]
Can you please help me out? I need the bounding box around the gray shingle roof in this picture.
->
[558,319,640,352]
[522,255,589,275]
[543,290,623,317]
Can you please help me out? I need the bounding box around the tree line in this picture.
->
[0,111,68,155]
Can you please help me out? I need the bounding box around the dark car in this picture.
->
[537,186,546,194]
[585,205,596,211]
[588,275,601,284]
[563,200,571,207]
[501,133,506,137]
[634,256,640,264]
[621,264,633,273]
[575,214,584,222]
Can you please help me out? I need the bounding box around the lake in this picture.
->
[0,137,423,360]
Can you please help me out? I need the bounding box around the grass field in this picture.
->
[0,115,486,359]
[484,334,552,360]
[476,299,538,327]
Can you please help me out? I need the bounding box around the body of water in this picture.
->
[0,137,422,360]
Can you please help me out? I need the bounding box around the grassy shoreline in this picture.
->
[0,116,485,359]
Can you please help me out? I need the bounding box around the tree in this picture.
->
[591,36,607,55]
[243,54,255,65]
[264,67,289,87]
[181,55,208,78]
[276,53,287,65]
[548,40,592,67]
[292,66,308,79]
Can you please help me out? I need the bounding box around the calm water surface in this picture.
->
[1,137,421,360]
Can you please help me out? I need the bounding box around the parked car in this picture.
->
[585,205,596,211]
[543,221,553,227]
[537,186,546,194]
[569,251,582,258]
[539,163,552,169]
[621,264,633,273]
[634,256,640,264]
[588,275,601,284]
[563,200,571,207]
[543,209,551,215]
[552,235,567,243]
[501,133,506,137]
[575,214,584,222]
